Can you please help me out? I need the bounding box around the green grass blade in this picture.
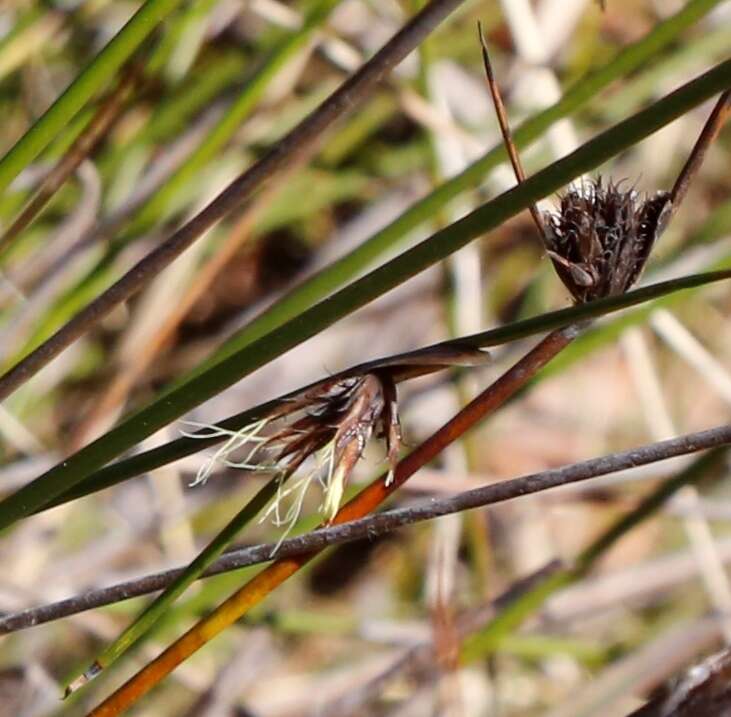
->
[40,267,731,512]
[461,448,727,662]
[0,0,185,207]
[0,58,729,532]
[190,0,723,375]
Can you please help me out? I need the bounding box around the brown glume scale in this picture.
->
[544,179,672,303]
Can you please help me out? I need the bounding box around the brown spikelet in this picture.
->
[187,347,489,525]
[190,372,404,526]
[543,178,672,303]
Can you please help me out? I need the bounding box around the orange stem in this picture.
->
[87,325,579,716]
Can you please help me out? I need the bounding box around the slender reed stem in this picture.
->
[3,422,730,634]
[670,90,731,216]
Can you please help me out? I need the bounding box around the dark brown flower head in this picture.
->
[187,346,488,532]
[188,372,402,529]
[543,178,672,303]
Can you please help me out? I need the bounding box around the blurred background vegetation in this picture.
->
[0,0,730,715]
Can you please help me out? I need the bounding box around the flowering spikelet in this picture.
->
[544,178,671,303]
[188,372,402,534]
[185,346,488,540]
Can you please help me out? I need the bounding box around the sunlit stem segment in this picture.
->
[86,325,580,717]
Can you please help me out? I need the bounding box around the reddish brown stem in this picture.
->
[477,23,548,244]
[85,325,579,717]
[669,89,731,217]
[339,325,580,516]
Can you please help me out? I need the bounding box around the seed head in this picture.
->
[544,178,671,303]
